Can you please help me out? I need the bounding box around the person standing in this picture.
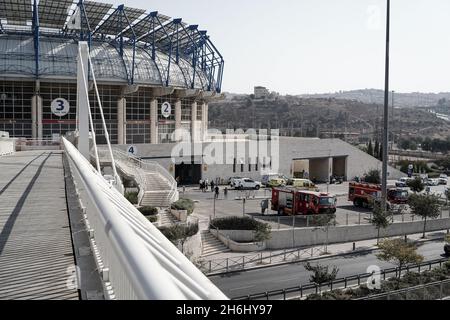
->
[215,186,220,199]
[211,180,215,192]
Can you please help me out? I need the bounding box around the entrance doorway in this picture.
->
[175,162,202,185]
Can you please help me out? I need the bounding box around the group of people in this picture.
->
[199,179,228,199]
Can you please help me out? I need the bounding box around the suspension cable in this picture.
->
[78,46,101,173]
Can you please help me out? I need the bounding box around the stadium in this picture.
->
[0,0,223,144]
[0,0,404,185]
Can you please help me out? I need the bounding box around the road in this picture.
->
[209,240,448,299]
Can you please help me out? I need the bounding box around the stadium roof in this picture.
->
[0,0,224,92]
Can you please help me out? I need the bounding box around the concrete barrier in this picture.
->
[0,138,14,156]
[212,229,266,252]
[266,218,450,249]
[171,209,188,223]
[179,230,203,260]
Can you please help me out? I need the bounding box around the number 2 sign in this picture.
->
[161,102,171,118]
[51,98,70,117]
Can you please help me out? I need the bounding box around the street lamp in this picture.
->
[382,0,391,214]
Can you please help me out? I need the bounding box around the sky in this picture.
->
[109,0,450,95]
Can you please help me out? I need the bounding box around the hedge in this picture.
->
[159,223,199,243]
[171,198,195,215]
[139,206,158,216]
[125,191,138,204]
[210,217,271,242]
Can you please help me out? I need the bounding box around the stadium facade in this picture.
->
[0,0,223,144]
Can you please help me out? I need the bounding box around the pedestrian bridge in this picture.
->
[0,140,227,300]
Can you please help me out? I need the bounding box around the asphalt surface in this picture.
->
[210,240,448,298]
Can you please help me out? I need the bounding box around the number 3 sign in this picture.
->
[51,98,70,117]
[161,102,171,118]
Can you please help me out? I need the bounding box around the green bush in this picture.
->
[210,217,271,242]
[125,191,138,204]
[159,223,199,243]
[171,198,195,215]
[146,215,158,223]
[139,206,158,216]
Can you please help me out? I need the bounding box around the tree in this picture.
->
[377,239,424,287]
[374,140,380,159]
[310,213,336,254]
[364,169,381,184]
[408,194,441,239]
[371,200,392,245]
[304,262,339,292]
[160,223,199,253]
[367,141,374,156]
[407,177,425,193]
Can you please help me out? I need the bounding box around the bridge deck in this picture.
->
[0,151,79,300]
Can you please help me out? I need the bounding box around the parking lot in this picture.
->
[182,181,450,230]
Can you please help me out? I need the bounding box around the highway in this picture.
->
[210,240,448,299]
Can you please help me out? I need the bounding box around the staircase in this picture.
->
[200,230,231,257]
[95,148,179,208]
[159,210,179,227]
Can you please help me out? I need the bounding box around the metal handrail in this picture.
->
[112,148,178,205]
[63,137,227,300]
[232,258,449,300]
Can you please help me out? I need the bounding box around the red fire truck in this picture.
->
[271,187,337,216]
[348,182,409,208]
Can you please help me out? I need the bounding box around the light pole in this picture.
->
[213,194,216,219]
[381,0,391,214]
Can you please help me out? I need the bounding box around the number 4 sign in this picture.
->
[128,145,137,156]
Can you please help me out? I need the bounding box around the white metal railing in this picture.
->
[63,137,227,300]
[0,138,15,156]
[96,147,178,206]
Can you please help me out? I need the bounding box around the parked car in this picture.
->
[426,179,439,186]
[262,173,287,186]
[229,177,243,188]
[438,177,448,185]
[236,178,262,190]
[395,177,414,188]
[288,178,319,191]
[267,178,287,187]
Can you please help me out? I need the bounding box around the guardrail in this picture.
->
[356,278,450,300]
[232,258,449,300]
[15,138,61,151]
[199,246,326,275]
[63,137,227,300]
[99,148,179,206]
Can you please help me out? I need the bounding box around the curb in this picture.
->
[206,235,446,277]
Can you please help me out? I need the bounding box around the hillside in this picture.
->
[299,89,450,109]
[209,94,450,143]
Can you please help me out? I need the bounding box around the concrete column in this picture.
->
[31,95,43,139]
[191,101,198,142]
[117,97,126,145]
[77,41,90,159]
[175,99,182,141]
[201,102,208,141]
[150,98,158,144]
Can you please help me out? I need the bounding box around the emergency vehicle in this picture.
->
[348,182,409,208]
[271,187,337,216]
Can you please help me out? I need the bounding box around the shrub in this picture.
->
[171,198,195,215]
[139,206,158,216]
[159,223,199,253]
[146,215,158,223]
[125,191,138,204]
[210,217,271,242]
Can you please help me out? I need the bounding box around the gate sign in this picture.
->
[127,145,137,156]
[51,98,70,117]
[161,102,171,118]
